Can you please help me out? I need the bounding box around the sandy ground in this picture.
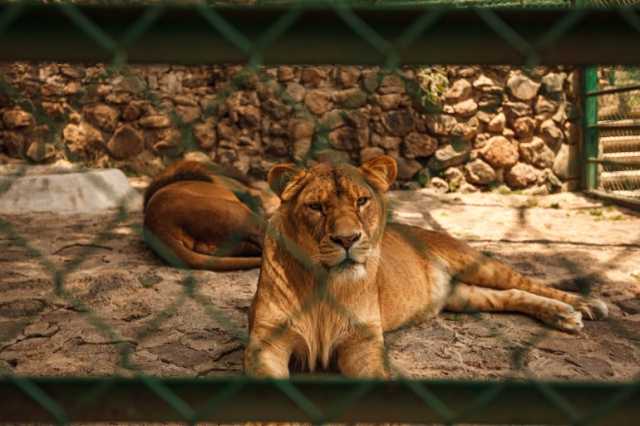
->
[1,190,639,382]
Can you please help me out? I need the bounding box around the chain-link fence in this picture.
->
[1,1,640,425]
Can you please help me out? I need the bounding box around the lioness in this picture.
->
[245,155,608,378]
[143,159,269,271]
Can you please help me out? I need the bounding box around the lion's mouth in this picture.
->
[336,258,358,269]
[319,242,370,270]
[328,257,367,281]
[321,253,364,269]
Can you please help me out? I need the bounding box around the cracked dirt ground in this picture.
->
[1,190,639,381]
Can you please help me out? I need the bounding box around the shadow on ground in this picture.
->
[1,190,639,380]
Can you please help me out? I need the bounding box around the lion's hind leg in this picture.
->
[456,255,608,321]
[445,283,584,332]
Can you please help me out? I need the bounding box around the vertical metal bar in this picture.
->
[583,66,599,190]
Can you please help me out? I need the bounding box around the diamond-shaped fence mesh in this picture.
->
[584,65,640,201]
[0,0,639,425]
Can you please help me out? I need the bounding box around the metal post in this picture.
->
[583,66,599,190]
[1,6,640,65]
[0,378,639,424]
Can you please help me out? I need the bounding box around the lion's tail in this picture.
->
[143,227,262,271]
[143,160,251,211]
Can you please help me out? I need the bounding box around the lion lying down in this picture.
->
[245,155,609,378]
[143,160,273,271]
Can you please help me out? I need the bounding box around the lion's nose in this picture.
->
[330,232,361,250]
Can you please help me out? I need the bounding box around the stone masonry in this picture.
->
[0,63,581,193]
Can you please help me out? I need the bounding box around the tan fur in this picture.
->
[245,156,608,378]
[143,159,276,271]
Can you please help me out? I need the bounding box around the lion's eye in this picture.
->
[307,203,323,212]
[357,197,370,207]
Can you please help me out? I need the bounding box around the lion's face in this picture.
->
[268,156,397,279]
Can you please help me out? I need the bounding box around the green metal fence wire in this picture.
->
[1,0,640,425]
[257,0,575,7]
[584,64,640,205]
[1,4,640,64]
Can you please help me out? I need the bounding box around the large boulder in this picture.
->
[379,74,405,94]
[487,113,506,133]
[472,74,495,90]
[427,176,449,193]
[0,169,141,214]
[234,105,262,128]
[289,118,315,140]
[481,136,519,169]
[122,101,145,121]
[503,102,533,124]
[304,89,332,115]
[277,66,295,82]
[301,67,328,87]
[396,157,422,180]
[372,134,402,150]
[452,121,478,142]
[474,75,504,110]
[465,159,496,185]
[505,162,539,189]
[553,143,579,180]
[513,117,536,140]
[507,74,540,101]
[62,122,104,159]
[425,114,457,136]
[333,88,368,109]
[106,125,144,160]
[338,66,361,88]
[519,137,555,169]
[84,104,119,131]
[139,114,171,129]
[377,94,404,111]
[540,119,564,150]
[293,138,312,162]
[444,79,472,103]
[453,98,478,117]
[383,110,414,136]
[428,141,471,170]
[403,132,438,158]
[285,82,306,103]
[328,127,368,151]
[535,95,557,115]
[26,142,56,163]
[444,166,465,190]
[3,109,34,129]
[542,72,566,94]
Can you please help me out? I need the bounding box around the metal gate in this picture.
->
[584,66,640,207]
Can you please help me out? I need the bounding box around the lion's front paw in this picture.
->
[541,303,584,333]
[576,297,609,320]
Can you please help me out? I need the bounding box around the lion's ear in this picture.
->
[360,155,397,192]
[267,163,307,201]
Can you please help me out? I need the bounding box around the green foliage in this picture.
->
[416,66,449,112]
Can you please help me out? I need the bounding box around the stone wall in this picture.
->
[0,63,581,193]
